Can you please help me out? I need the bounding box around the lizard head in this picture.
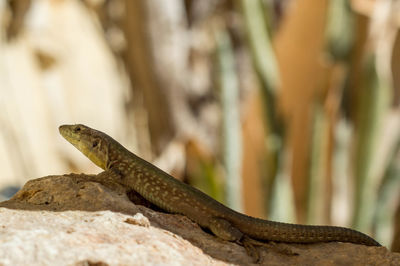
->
[59,124,111,170]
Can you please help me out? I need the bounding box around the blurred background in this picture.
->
[1,0,399,250]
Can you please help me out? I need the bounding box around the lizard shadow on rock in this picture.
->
[0,173,258,265]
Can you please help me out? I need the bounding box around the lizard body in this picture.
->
[59,124,380,260]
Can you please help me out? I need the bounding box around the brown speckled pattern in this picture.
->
[59,124,381,247]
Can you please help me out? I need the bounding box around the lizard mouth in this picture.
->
[59,125,81,147]
[59,124,108,170]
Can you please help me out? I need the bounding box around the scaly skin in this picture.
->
[59,124,381,261]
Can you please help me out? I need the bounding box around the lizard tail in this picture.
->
[234,216,381,246]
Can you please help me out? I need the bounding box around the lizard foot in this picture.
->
[241,236,299,263]
[241,236,261,263]
[266,241,299,256]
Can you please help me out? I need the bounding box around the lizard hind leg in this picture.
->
[208,217,261,263]
[208,217,243,241]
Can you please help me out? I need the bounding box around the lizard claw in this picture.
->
[241,236,299,263]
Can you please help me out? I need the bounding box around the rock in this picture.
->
[0,208,219,266]
[0,173,399,265]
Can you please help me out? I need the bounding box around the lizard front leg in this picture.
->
[94,170,157,208]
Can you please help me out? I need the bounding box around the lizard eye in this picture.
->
[74,126,81,132]
[92,140,99,148]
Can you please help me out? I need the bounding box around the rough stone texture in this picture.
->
[0,174,399,266]
[0,209,219,266]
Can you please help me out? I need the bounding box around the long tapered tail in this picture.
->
[234,215,381,246]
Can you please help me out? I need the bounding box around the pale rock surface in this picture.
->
[0,208,223,266]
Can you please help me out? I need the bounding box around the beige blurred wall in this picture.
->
[0,0,132,187]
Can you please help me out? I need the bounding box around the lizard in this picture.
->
[59,124,381,262]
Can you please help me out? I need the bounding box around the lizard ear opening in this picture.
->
[92,140,99,148]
